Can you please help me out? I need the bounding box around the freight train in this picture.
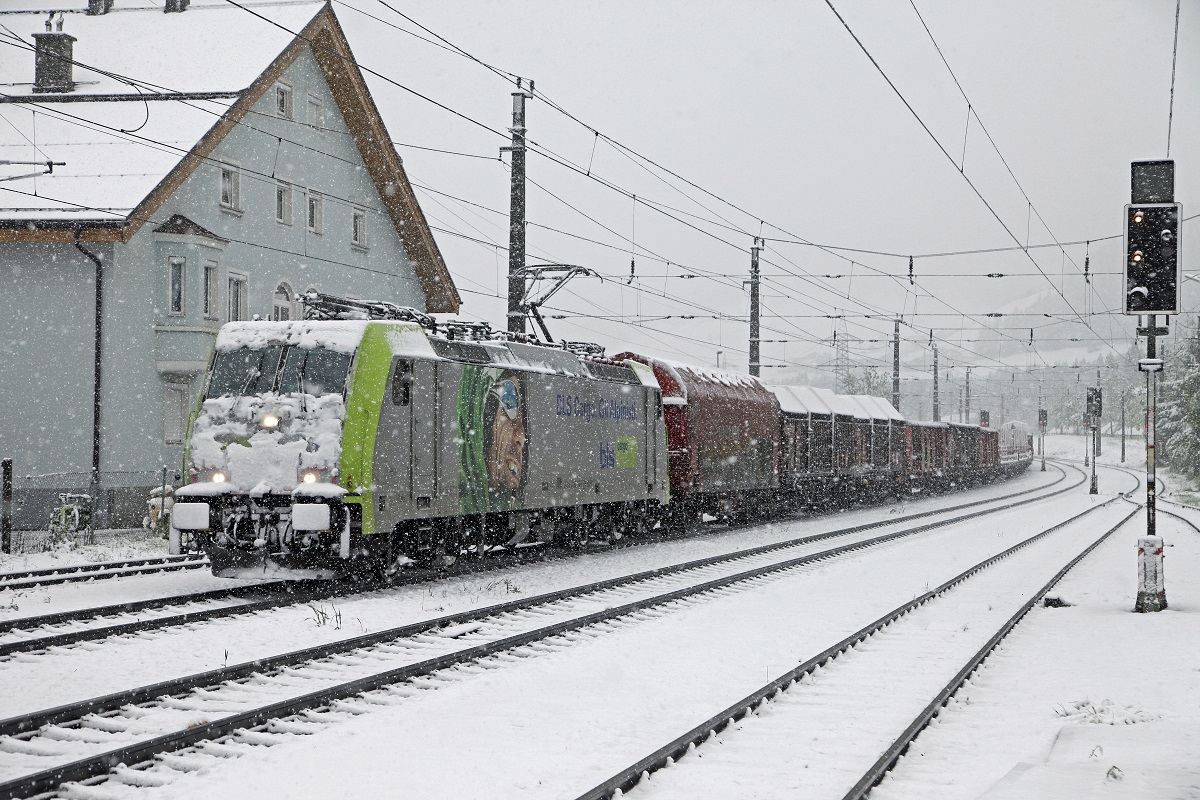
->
[171,294,1033,580]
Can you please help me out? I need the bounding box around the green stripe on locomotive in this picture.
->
[339,321,423,535]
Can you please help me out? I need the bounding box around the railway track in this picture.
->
[0,465,1065,661]
[0,463,1083,798]
[0,555,208,590]
[1048,456,1200,520]
[573,494,1142,799]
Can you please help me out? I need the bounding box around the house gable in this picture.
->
[128,5,460,313]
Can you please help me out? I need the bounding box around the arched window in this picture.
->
[273,283,293,321]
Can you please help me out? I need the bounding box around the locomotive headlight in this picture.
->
[1131,250,1144,264]
[261,414,280,429]
[212,471,227,483]
[297,467,337,485]
[1133,209,1145,224]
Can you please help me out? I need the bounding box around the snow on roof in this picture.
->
[216,320,370,353]
[838,395,877,420]
[768,385,832,416]
[1,1,323,97]
[675,363,764,390]
[0,0,323,218]
[629,353,765,392]
[811,387,865,418]
[0,96,233,219]
[852,394,904,422]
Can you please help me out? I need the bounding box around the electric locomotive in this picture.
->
[171,293,668,579]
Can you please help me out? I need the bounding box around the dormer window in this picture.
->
[275,82,293,119]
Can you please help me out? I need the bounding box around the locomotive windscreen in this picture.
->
[205,346,351,398]
[278,348,353,397]
[206,346,284,398]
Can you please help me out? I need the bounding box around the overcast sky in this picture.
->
[6,0,1193,393]
[325,0,1196,387]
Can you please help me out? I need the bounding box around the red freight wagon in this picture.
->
[614,353,779,521]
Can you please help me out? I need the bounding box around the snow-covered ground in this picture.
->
[874,504,1200,800]
[0,529,169,575]
[0,465,1071,719]
[25,465,1123,799]
[0,463,1059,632]
[3,447,1192,800]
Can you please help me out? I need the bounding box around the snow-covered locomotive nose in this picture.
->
[171,317,362,579]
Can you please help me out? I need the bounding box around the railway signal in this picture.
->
[1126,160,1176,613]
[1087,388,1101,494]
[1037,409,1047,471]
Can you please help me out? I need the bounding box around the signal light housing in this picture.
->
[1123,202,1182,315]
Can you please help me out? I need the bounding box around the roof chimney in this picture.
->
[87,0,113,15]
[164,0,189,12]
[32,14,76,94]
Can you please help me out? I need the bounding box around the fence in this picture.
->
[5,528,156,555]
[0,465,178,535]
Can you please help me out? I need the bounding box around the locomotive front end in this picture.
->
[171,321,363,579]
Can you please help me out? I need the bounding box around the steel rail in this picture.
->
[0,583,286,636]
[572,494,1137,800]
[0,464,1075,736]
[1050,457,1198,518]
[1156,505,1200,533]
[0,466,1066,659]
[0,467,1081,798]
[842,504,1138,799]
[0,554,207,588]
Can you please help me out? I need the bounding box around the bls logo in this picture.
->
[599,441,616,469]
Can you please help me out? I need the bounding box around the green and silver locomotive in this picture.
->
[172,294,669,579]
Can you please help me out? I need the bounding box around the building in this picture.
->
[0,0,461,527]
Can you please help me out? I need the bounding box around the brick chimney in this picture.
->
[86,0,113,14]
[32,14,75,94]
[164,0,189,12]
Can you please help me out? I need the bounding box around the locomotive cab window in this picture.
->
[205,346,283,398]
[278,347,353,397]
[392,359,413,406]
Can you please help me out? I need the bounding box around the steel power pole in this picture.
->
[1121,389,1126,463]
[505,80,534,335]
[1145,322,1159,529]
[931,344,940,422]
[891,319,901,413]
[1,458,11,555]
[749,239,762,378]
[964,367,972,424]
